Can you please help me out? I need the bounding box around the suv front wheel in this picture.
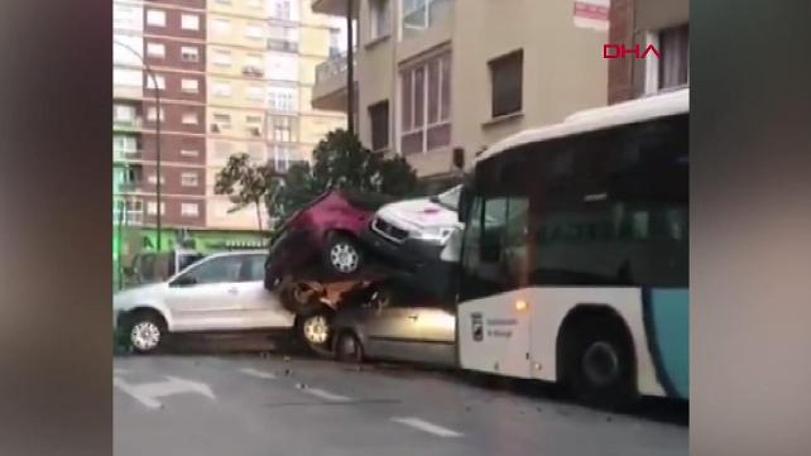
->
[323,233,364,275]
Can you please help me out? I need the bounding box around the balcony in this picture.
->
[113,117,143,133]
[312,52,356,111]
[311,0,358,17]
[113,209,144,226]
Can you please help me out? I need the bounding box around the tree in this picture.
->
[214,153,277,231]
[268,129,418,225]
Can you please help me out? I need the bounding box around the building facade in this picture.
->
[311,0,610,186]
[113,0,346,247]
[607,0,689,103]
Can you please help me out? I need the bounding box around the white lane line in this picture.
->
[240,368,277,380]
[390,417,463,438]
[114,377,161,410]
[302,388,351,402]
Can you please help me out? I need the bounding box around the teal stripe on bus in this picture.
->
[649,289,689,399]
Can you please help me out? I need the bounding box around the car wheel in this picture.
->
[127,312,166,354]
[563,317,636,409]
[299,310,333,351]
[324,233,363,275]
[335,331,364,363]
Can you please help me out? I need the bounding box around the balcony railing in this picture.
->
[315,52,356,84]
[113,210,145,226]
[267,38,299,53]
[113,117,143,130]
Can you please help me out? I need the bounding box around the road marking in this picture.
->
[240,368,277,380]
[302,388,351,402]
[390,417,463,438]
[113,376,215,410]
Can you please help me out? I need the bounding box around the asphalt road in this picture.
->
[114,349,688,456]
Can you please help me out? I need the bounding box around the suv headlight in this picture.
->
[410,226,456,245]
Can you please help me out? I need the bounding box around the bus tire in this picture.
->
[562,316,636,409]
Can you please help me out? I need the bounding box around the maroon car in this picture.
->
[264,189,394,288]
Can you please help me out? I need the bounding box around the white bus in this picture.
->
[456,89,688,408]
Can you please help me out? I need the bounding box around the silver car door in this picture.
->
[363,287,424,362]
[164,255,245,331]
[231,254,295,330]
[413,306,457,366]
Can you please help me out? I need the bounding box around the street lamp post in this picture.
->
[114,39,163,252]
[346,0,355,135]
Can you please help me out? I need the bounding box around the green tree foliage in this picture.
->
[214,153,277,231]
[268,129,418,226]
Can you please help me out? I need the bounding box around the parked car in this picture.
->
[361,185,463,298]
[114,250,298,353]
[331,279,457,367]
[123,248,206,287]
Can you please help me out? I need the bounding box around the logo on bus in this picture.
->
[471,313,484,342]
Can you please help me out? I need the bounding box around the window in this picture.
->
[182,256,243,284]
[271,145,292,172]
[246,115,263,125]
[146,9,166,27]
[113,68,142,87]
[180,149,200,158]
[213,81,232,97]
[180,172,199,187]
[181,46,200,62]
[213,113,232,130]
[181,202,200,217]
[146,201,166,215]
[145,75,166,90]
[270,0,292,20]
[268,25,299,52]
[146,107,165,122]
[181,14,200,31]
[270,116,296,142]
[213,49,232,67]
[369,101,389,151]
[268,87,297,111]
[658,24,689,90]
[402,0,451,38]
[369,0,391,40]
[489,50,523,118]
[181,111,199,125]
[245,254,266,282]
[146,42,165,58]
[246,24,265,40]
[181,78,199,94]
[147,175,166,185]
[213,18,231,35]
[113,135,139,153]
[400,52,451,155]
[113,104,136,122]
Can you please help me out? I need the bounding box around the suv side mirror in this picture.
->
[171,275,197,287]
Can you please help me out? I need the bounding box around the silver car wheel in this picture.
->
[329,242,359,273]
[302,314,330,346]
[131,321,161,352]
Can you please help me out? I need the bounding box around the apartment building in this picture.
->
[608,0,689,103]
[312,0,609,187]
[113,0,346,245]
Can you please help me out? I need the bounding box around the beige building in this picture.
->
[205,0,347,230]
[312,0,609,187]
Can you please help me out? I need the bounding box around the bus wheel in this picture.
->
[563,317,636,409]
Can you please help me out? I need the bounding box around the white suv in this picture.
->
[113,250,295,353]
